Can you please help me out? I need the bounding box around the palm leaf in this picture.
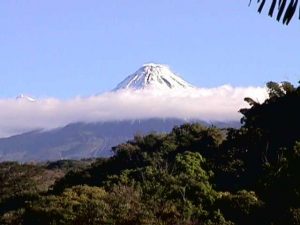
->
[249,0,299,24]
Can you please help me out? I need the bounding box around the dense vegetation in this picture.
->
[1,81,300,225]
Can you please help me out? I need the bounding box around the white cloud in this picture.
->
[0,86,268,137]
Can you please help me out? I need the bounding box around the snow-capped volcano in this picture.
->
[114,63,194,91]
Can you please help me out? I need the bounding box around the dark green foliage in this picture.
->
[0,162,40,200]
[216,190,265,225]
[240,81,300,163]
[23,185,109,225]
[113,152,220,224]
[45,159,94,172]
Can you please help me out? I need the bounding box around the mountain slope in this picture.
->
[0,119,197,162]
[0,119,239,162]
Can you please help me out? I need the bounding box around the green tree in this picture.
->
[23,185,109,225]
[216,190,264,225]
[111,151,231,225]
[240,81,300,163]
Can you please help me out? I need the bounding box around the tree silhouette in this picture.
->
[249,0,299,25]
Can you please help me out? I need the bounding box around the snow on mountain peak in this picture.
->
[114,63,194,91]
[16,94,36,102]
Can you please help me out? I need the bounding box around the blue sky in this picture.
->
[1,0,299,99]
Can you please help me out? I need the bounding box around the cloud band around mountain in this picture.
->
[0,85,267,137]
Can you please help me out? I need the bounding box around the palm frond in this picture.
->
[249,0,299,25]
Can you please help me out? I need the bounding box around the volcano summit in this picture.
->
[114,63,194,91]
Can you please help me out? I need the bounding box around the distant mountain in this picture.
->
[0,63,243,162]
[114,63,194,91]
[0,119,240,162]
[16,94,36,102]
